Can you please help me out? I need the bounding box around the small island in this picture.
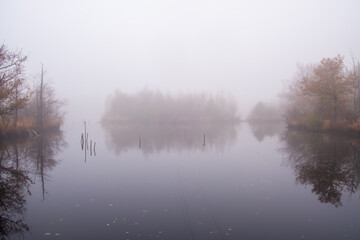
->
[102,89,240,125]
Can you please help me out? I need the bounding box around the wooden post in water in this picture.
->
[93,142,96,156]
[84,121,87,162]
[84,121,87,140]
[139,136,141,149]
[81,133,84,150]
[203,134,206,146]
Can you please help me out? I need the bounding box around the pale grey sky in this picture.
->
[1,0,360,120]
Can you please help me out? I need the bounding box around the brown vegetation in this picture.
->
[0,44,64,139]
[282,54,360,133]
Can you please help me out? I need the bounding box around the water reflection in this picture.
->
[28,133,67,199]
[280,130,360,207]
[0,133,66,239]
[103,124,238,155]
[0,142,31,239]
[248,121,284,142]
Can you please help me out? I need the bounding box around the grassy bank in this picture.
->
[0,118,62,141]
[287,118,360,136]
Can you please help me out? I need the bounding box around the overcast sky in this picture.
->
[1,0,360,120]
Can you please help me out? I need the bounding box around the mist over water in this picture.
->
[1,121,359,239]
[2,0,360,118]
[1,0,360,239]
[103,124,238,156]
[280,130,360,208]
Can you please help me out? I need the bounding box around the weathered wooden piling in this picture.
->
[93,142,96,156]
[81,133,84,150]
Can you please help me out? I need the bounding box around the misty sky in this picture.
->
[1,0,360,119]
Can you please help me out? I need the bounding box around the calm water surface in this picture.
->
[1,122,360,239]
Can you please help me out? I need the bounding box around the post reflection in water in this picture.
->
[280,130,360,207]
[0,132,66,240]
[102,123,238,155]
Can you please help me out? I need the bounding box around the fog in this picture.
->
[1,0,360,123]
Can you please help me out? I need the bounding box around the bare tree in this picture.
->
[348,55,360,119]
[26,66,65,133]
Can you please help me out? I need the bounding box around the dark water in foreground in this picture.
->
[1,122,360,240]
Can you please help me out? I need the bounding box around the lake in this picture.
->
[1,121,359,240]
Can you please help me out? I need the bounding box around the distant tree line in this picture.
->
[102,89,240,124]
[247,101,281,122]
[0,44,64,138]
[282,55,360,131]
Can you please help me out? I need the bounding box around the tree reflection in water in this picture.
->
[280,130,360,207]
[103,124,238,155]
[0,132,66,239]
[0,141,31,240]
[28,133,67,200]
[248,121,284,142]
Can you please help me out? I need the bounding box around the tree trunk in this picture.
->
[13,87,18,129]
[38,64,44,133]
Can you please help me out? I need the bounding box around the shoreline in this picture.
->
[0,123,62,142]
[287,124,360,137]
